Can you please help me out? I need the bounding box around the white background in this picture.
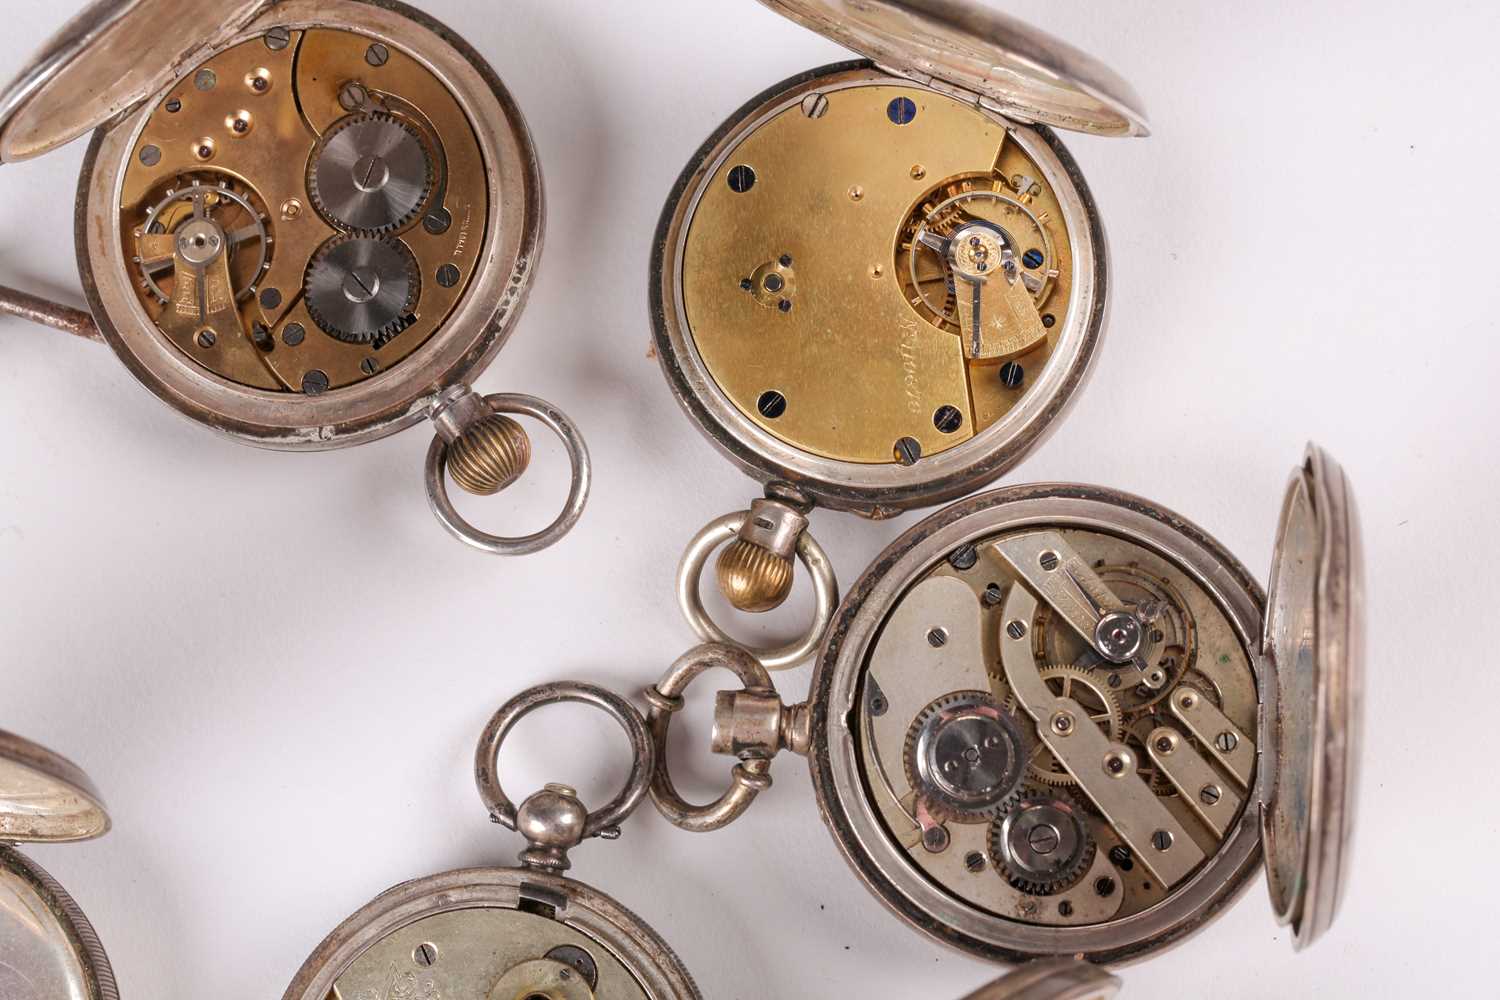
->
[1,1,1494,997]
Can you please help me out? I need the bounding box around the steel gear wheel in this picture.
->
[304,236,419,344]
[902,690,1028,823]
[1005,665,1125,788]
[308,112,434,233]
[1030,564,1197,713]
[989,786,1097,896]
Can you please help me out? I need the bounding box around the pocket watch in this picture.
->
[0,729,116,1000]
[651,0,1148,664]
[647,445,1363,983]
[0,0,589,555]
[283,681,701,1000]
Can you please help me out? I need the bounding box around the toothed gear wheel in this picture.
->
[1031,564,1198,713]
[309,112,434,233]
[903,691,1027,823]
[989,787,1096,896]
[304,236,419,344]
[1004,665,1124,788]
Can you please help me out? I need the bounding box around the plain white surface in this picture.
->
[0,1,1494,996]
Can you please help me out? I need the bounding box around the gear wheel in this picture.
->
[308,112,434,233]
[989,786,1096,896]
[903,691,1028,823]
[1031,564,1198,712]
[304,236,419,344]
[1005,665,1124,788]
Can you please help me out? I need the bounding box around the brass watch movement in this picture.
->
[0,0,589,554]
[653,0,1149,664]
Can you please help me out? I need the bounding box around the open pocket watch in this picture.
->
[0,729,116,1000]
[647,445,1363,984]
[652,0,1148,664]
[283,682,701,1000]
[0,0,588,554]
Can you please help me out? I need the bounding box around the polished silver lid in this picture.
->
[1261,443,1364,950]
[755,0,1149,136]
[0,729,110,843]
[0,0,266,163]
[961,958,1121,999]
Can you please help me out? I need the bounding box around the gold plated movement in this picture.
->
[119,27,489,395]
[682,84,1075,465]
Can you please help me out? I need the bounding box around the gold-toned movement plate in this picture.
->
[117,28,490,393]
[680,84,1073,464]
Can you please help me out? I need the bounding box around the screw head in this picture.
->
[366,43,390,66]
[1006,620,1027,640]
[412,942,437,967]
[436,263,461,288]
[282,323,305,347]
[196,330,216,349]
[933,405,963,433]
[361,357,380,375]
[1215,731,1239,752]
[1151,829,1173,852]
[926,628,948,648]
[302,369,330,395]
[1200,784,1222,805]
[948,545,978,571]
[999,361,1025,388]
[139,145,161,167]
[965,851,986,873]
[800,93,829,118]
[921,825,950,853]
[894,436,921,466]
[265,27,291,50]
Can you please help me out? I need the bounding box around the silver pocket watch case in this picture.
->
[653,444,1363,989]
[0,729,115,1000]
[0,0,589,554]
[651,0,1148,517]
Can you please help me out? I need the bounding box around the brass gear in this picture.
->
[1005,665,1124,788]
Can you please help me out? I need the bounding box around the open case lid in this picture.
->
[961,958,1121,1000]
[1261,443,1364,950]
[0,0,266,163]
[755,0,1149,136]
[0,729,110,844]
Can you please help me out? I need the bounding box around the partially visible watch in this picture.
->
[0,729,115,1000]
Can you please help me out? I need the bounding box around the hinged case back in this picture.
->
[0,0,266,163]
[755,0,1149,136]
[0,729,109,844]
[1261,443,1364,949]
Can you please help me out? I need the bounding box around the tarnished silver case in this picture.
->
[804,445,1363,965]
[1,0,542,450]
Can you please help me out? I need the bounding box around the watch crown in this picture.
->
[448,413,532,496]
[716,538,795,613]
